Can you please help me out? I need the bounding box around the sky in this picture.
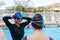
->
[0,0,60,9]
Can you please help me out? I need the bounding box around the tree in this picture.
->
[15,4,25,12]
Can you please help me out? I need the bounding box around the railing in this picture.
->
[0,22,60,27]
[0,12,60,27]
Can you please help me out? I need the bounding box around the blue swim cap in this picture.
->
[14,12,22,19]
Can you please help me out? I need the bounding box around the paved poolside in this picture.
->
[0,27,6,40]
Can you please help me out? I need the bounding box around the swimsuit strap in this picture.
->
[49,37,53,40]
[22,36,27,40]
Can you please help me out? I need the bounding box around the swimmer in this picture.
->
[3,12,31,40]
[22,14,53,40]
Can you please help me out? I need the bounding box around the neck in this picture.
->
[33,29,43,35]
[15,23,20,27]
[34,29,41,32]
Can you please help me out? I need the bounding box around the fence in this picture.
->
[0,11,60,26]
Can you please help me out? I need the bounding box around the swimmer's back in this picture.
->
[22,36,53,40]
[22,33,53,40]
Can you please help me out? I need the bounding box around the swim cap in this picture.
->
[32,14,43,21]
[14,12,22,19]
[31,14,44,29]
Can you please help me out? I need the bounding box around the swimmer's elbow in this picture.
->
[3,16,6,21]
[3,16,8,21]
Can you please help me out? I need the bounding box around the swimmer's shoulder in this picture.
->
[46,36,53,40]
[42,36,53,40]
[27,34,37,40]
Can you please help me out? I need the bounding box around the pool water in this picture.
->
[2,26,60,40]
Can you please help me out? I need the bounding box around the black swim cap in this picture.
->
[32,14,44,29]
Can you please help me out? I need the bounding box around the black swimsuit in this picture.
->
[3,16,31,40]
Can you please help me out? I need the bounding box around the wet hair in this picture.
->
[31,14,44,30]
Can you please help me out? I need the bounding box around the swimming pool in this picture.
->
[2,26,60,40]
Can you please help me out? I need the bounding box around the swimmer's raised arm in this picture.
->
[20,17,31,28]
[3,16,13,28]
[22,17,31,20]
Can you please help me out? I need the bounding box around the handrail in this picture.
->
[0,23,60,27]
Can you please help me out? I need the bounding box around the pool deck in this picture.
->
[0,22,60,27]
[0,27,6,40]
